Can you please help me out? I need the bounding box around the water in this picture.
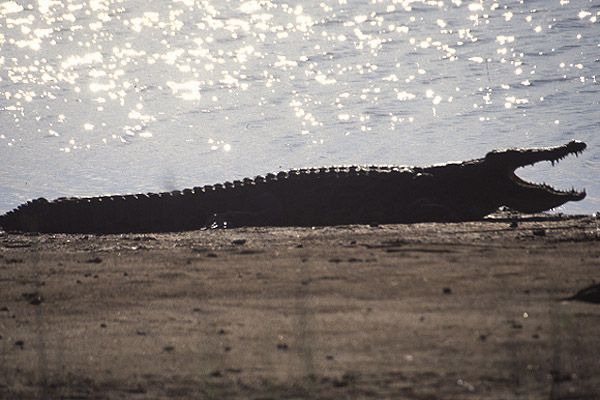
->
[1,0,599,215]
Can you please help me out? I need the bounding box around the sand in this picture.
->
[1,212,599,399]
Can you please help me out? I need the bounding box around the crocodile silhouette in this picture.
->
[0,140,587,233]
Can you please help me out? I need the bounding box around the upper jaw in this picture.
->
[515,140,587,169]
[486,140,587,169]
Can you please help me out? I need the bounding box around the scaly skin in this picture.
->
[0,140,587,233]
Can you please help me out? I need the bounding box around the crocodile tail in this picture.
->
[0,198,48,233]
[0,211,14,232]
[0,189,214,233]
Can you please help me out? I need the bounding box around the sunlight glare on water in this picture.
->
[0,0,598,214]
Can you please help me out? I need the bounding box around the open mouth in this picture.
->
[509,140,586,201]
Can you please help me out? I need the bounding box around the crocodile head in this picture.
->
[483,140,587,213]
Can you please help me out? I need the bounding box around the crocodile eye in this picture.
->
[484,150,500,161]
[485,150,514,163]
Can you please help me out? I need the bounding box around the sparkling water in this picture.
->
[1,0,598,215]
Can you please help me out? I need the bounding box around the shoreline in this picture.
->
[1,213,599,399]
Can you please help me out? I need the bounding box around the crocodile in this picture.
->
[0,140,587,233]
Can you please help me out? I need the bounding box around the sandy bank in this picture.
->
[1,213,599,399]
